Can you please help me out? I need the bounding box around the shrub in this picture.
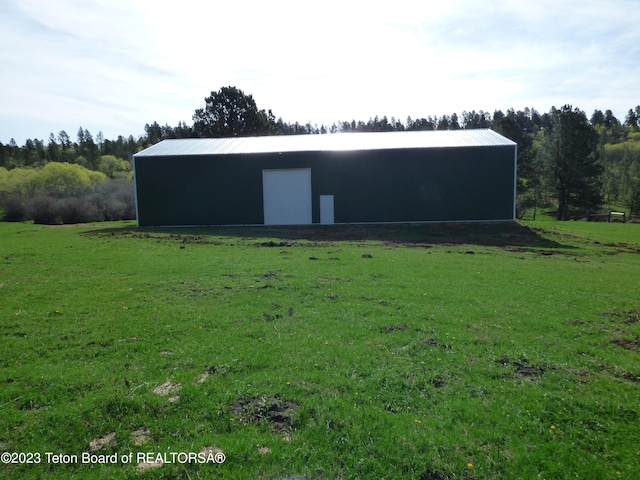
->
[28,195,61,225]
[98,155,132,179]
[0,167,40,196]
[1,167,134,224]
[0,193,29,221]
[28,196,103,225]
[55,197,101,224]
[38,162,107,197]
[90,179,136,220]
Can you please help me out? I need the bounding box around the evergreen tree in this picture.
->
[494,109,544,218]
[192,86,276,137]
[538,105,602,220]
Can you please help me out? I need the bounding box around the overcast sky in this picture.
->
[1,0,638,145]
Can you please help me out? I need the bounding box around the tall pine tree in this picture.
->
[538,105,602,220]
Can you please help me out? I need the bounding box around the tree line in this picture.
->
[1,86,640,222]
[0,127,136,223]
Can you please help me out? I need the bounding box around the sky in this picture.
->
[1,0,639,145]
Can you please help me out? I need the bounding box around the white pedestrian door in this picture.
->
[262,169,312,225]
[320,195,334,224]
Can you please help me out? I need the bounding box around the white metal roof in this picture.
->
[134,129,516,157]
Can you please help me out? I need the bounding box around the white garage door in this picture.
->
[263,169,312,225]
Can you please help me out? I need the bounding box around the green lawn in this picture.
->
[0,220,639,479]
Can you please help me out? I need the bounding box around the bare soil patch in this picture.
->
[503,246,580,257]
[495,356,545,380]
[199,446,224,460]
[89,432,116,451]
[611,337,640,350]
[86,229,222,245]
[196,364,230,384]
[85,222,569,250]
[381,324,407,333]
[153,381,181,396]
[602,309,640,325]
[131,427,151,446]
[231,395,298,435]
[255,240,294,247]
[420,467,451,480]
[257,446,272,455]
[136,457,163,472]
[419,337,452,350]
[593,241,640,254]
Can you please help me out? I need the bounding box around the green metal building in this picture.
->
[132,129,517,227]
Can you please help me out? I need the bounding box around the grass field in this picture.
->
[0,220,639,479]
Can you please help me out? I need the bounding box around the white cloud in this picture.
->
[1,0,638,144]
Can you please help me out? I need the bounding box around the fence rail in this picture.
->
[586,211,626,223]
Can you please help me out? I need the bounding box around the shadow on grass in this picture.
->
[83,221,573,250]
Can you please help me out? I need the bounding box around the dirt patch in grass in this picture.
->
[593,241,640,254]
[131,427,151,446]
[602,309,640,325]
[136,457,163,472]
[420,337,452,350]
[597,364,640,383]
[495,356,545,380]
[516,364,545,378]
[503,246,581,257]
[624,311,640,324]
[566,318,587,326]
[196,364,230,384]
[255,240,294,248]
[89,432,116,451]
[420,467,451,480]
[199,446,224,461]
[600,310,640,349]
[84,222,569,249]
[611,337,640,350]
[153,381,181,397]
[231,395,298,435]
[381,324,407,333]
[86,229,223,245]
[620,371,640,383]
[257,446,272,455]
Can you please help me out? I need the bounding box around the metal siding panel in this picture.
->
[134,154,264,226]
[513,144,518,220]
[311,146,515,223]
[132,156,140,226]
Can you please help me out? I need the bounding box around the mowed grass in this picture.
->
[0,220,639,479]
